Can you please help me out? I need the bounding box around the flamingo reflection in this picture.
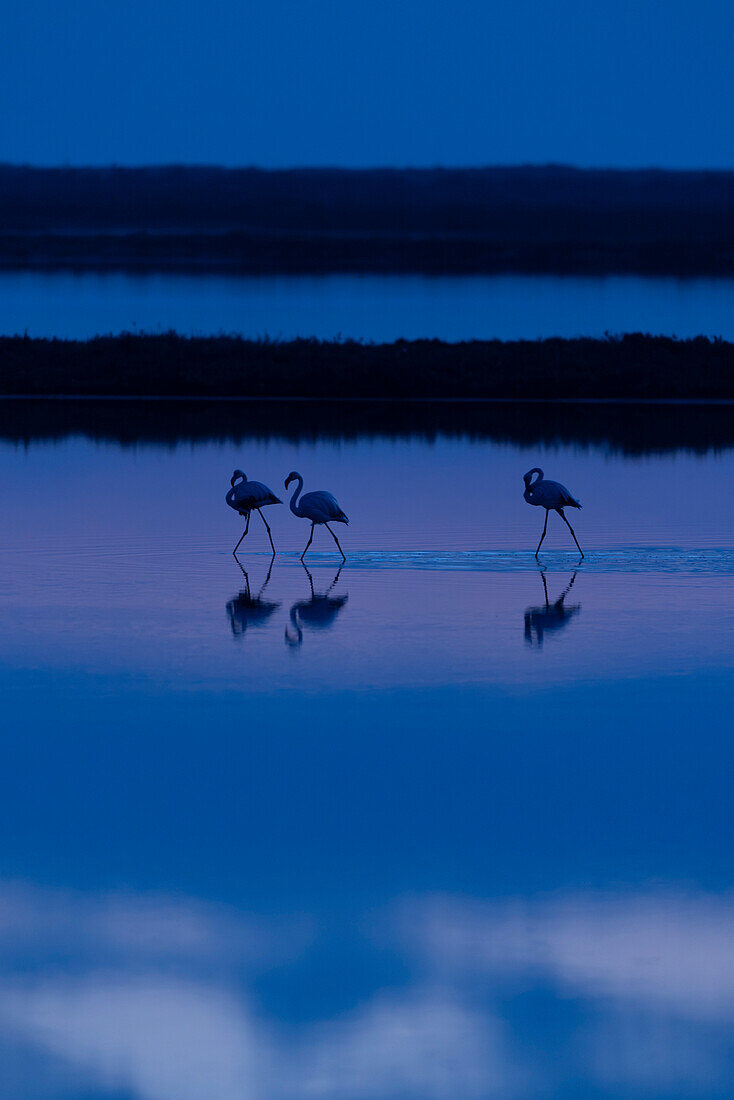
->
[226,556,281,638]
[524,571,580,647]
[285,565,349,647]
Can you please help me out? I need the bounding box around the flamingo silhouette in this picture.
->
[524,571,580,647]
[226,557,281,637]
[285,565,349,647]
[523,467,583,558]
[226,469,281,555]
[284,471,349,561]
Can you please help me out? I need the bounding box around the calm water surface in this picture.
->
[1,269,734,340]
[0,415,733,1098]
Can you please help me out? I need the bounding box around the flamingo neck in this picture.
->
[288,475,305,517]
[524,467,544,489]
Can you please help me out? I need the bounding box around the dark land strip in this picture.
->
[1,336,734,454]
[2,164,734,275]
[1,334,733,402]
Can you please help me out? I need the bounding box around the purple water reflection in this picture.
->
[0,429,732,1098]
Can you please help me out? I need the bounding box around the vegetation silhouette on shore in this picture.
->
[1,333,733,401]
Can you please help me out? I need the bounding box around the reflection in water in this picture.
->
[2,880,734,1100]
[3,397,734,455]
[524,571,580,646]
[285,566,349,647]
[226,556,281,637]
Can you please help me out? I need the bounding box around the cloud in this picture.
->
[0,976,264,1100]
[0,880,309,972]
[294,989,524,1099]
[0,880,524,1100]
[3,881,734,1099]
[400,890,734,1020]
[0,977,523,1100]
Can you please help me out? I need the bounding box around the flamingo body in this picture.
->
[226,471,281,515]
[523,468,581,511]
[285,472,348,560]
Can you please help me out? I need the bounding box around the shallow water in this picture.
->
[1,416,733,1098]
[2,269,734,340]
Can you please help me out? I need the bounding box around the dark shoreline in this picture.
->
[2,164,734,275]
[4,230,734,276]
[1,394,732,456]
[2,333,734,401]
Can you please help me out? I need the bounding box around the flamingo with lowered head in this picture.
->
[226,469,281,555]
[523,467,584,558]
[284,471,349,560]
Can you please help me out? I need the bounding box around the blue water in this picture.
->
[1,269,734,340]
[1,425,733,1098]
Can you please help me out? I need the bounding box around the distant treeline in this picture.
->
[1,164,734,274]
[1,333,733,400]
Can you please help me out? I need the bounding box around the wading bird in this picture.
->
[523,467,583,558]
[226,469,281,554]
[284,471,349,560]
[285,565,348,647]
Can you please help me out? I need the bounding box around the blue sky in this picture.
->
[1,0,732,167]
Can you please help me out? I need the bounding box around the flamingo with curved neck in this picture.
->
[286,472,306,517]
[284,471,349,561]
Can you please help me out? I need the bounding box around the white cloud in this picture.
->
[0,976,264,1100]
[294,989,524,1099]
[4,881,734,1099]
[400,890,734,1020]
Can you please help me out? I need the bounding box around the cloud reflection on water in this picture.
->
[1,883,734,1098]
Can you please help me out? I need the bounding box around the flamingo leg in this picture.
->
[233,511,250,555]
[559,510,584,558]
[563,570,579,597]
[301,563,315,598]
[325,565,343,593]
[254,554,276,599]
[301,522,315,560]
[535,510,549,557]
[257,508,276,554]
[324,522,346,562]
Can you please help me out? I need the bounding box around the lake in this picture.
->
[0,404,733,1098]
[1,269,734,340]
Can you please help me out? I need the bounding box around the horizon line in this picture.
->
[1,161,733,176]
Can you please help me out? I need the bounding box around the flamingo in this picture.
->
[523,467,583,558]
[284,471,349,561]
[226,469,281,554]
[285,565,348,647]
